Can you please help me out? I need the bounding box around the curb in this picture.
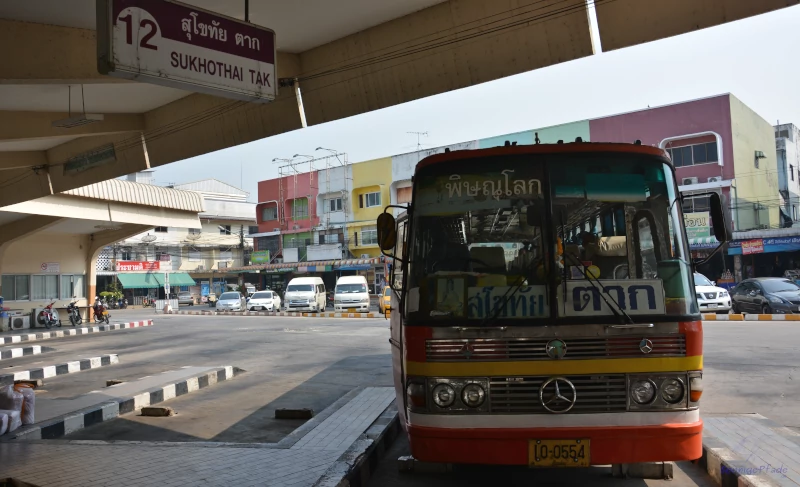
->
[0,345,43,361]
[702,313,800,321]
[699,440,783,487]
[167,310,379,319]
[0,354,119,386]
[1,320,154,345]
[5,366,241,441]
[314,406,401,487]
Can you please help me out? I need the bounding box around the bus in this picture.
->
[376,141,731,467]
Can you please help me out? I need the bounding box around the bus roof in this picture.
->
[415,142,671,173]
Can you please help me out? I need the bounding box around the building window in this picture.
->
[292,198,309,220]
[361,226,378,246]
[189,248,201,262]
[60,275,85,299]
[324,233,340,244]
[360,192,381,208]
[262,206,278,221]
[120,247,133,261]
[32,275,59,300]
[681,195,711,213]
[248,226,259,235]
[219,249,232,261]
[219,225,231,235]
[154,226,168,233]
[326,197,343,212]
[792,165,795,181]
[794,206,798,221]
[156,250,171,261]
[397,187,412,204]
[667,142,718,167]
[188,228,201,236]
[1,275,30,301]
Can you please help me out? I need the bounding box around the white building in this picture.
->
[99,177,256,299]
[776,123,800,225]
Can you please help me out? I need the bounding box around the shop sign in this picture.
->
[116,261,161,271]
[40,262,60,273]
[684,212,711,239]
[741,239,765,255]
[251,250,270,264]
[97,0,277,103]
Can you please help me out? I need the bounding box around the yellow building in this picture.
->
[348,157,392,260]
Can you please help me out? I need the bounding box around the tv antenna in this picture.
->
[407,131,428,151]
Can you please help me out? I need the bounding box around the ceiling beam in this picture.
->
[0,150,47,170]
[0,19,129,85]
[0,111,144,142]
[595,0,800,51]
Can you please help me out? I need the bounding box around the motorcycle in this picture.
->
[40,299,61,329]
[66,297,82,326]
[92,298,110,324]
[142,296,156,308]
[118,298,128,309]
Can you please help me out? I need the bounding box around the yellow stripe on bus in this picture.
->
[406,356,703,377]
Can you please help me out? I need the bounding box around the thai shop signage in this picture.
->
[728,237,800,255]
[684,212,711,239]
[251,250,270,264]
[116,261,161,271]
[97,0,277,103]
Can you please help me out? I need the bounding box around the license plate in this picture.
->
[102,311,109,315]
[529,439,590,467]
[707,303,717,308]
[347,308,357,313]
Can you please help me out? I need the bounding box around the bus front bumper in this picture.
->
[406,420,702,466]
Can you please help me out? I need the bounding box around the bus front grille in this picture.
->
[426,335,685,361]
[489,375,627,414]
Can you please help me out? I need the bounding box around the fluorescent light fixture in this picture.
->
[52,113,105,129]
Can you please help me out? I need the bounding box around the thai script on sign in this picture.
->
[467,286,548,319]
[741,239,764,255]
[116,261,161,272]
[181,11,260,50]
[562,280,665,316]
[445,170,541,201]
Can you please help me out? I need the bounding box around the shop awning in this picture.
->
[166,273,196,286]
[117,272,196,289]
[226,257,384,273]
[117,273,163,289]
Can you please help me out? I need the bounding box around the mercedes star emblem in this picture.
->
[539,377,577,413]
[639,338,654,354]
[545,339,567,359]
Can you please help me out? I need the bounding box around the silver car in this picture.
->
[177,292,194,306]
[216,291,245,311]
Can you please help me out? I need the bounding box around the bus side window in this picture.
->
[392,219,407,291]
[636,216,659,279]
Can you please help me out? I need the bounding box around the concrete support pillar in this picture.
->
[85,225,151,301]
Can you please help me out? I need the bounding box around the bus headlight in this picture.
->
[432,383,456,408]
[461,383,486,407]
[630,380,657,405]
[661,378,685,404]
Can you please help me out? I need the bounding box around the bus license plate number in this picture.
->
[529,439,590,467]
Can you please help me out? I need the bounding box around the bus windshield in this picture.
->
[407,153,694,324]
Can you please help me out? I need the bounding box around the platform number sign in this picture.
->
[97,0,277,103]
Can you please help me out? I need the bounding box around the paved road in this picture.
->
[3,313,799,485]
[11,310,392,443]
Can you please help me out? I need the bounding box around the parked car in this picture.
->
[694,273,731,313]
[379,286,391,314]
[177,292,194,306]
[730,278,800,314]
[248,290,281,311]
[216,291,245,311]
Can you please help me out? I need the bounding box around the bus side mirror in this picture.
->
[377,213,397,251]
[709,193,732,243]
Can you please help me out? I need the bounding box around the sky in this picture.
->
[149,5,800,201]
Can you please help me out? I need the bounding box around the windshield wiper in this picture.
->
[562,251,634,325]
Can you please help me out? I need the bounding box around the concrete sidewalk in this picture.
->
[701,414,800,486]
[0,387,396,487]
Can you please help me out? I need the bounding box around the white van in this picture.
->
[284,277,326,312]
[334,275,370,312]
